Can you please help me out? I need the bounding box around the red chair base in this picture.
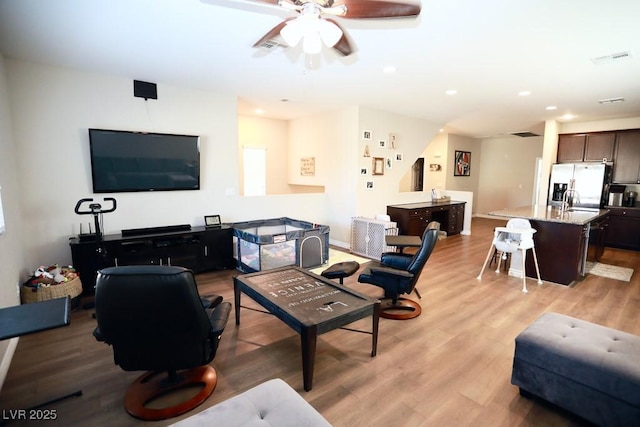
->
[380,298,422,320]
[124,365,217,421]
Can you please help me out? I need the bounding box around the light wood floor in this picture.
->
[1,217,638,426]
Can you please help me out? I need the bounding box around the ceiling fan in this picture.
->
[250,0,422,56]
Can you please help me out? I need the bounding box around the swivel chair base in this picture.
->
[124,365,217,421]
[380,297,422,320]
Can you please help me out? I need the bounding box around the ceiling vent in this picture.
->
[256,37,288,52]
[598,97,625,104]
[591,51,632,65]
[511,131,540,138]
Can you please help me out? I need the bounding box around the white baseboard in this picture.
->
[329,239,349,250]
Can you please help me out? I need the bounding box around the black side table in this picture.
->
[0,296,82,410]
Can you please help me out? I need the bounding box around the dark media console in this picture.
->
[69,224,235,294]
[121,224,192,237]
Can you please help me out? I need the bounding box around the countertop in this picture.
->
[488,205,609,225]
[387,200,466,209]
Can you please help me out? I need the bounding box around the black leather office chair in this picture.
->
[358,221,440,320]
[93,265,231,421]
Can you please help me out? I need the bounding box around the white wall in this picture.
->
[0,54,25,388]
[238,115,290,195]
[289,107,359,246]
[6,60,329,271]
[476,136,544,214]
[423,132,448,191]
[357,107,442,217]
[560,117,640,133]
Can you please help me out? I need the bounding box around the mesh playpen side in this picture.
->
[232,217,330,273]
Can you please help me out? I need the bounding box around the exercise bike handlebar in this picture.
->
[74,197,117,215]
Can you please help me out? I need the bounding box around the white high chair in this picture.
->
[476,218,542,293]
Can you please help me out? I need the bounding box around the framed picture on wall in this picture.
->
[454,150,471,176]
[372,157,385,175]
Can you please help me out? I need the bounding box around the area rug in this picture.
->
[585,262,634,282]
[309,248,370,275]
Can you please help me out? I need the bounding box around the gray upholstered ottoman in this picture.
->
[170,378,331,426]
[511,312,640,426]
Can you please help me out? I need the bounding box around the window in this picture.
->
[243,147,266,196]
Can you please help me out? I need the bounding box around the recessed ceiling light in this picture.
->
[561,114,574,120]
[382,65,397,74]
[255,108,264,114]
[546,105,557,110]
[518,91,531,96]
[445,89,457,95]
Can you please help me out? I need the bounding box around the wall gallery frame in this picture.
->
[372,157,385,175]
[454,150,471,176]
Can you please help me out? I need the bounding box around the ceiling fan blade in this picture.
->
[252,18,294,48]
[247,0,281,5]
[337,0,421,19]
[325,18,353,56]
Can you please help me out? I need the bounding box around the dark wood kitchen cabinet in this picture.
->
[387,201,465,237]
[557,134,586,162]
[604,207,640,251]
[612,130,640,184]
[557,132,616,163]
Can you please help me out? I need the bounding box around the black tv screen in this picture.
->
[89,129,200,193]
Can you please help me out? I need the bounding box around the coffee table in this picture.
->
[234,266,380,391]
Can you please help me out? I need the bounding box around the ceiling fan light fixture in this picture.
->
[280,19,303,47]
[279,4,341,55]
[318,19,342,48]
[302,32,322,54]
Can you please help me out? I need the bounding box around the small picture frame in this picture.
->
[454,150,471,176]
[204,214,221,227]
[362,130,372,140]
[372,157,385,175]
[389,133,397,149]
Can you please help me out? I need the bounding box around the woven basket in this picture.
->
[21,276,83,304]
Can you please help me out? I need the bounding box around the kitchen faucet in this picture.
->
[561,179,579,213]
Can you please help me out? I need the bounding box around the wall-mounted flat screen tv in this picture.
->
[89,129,200,193]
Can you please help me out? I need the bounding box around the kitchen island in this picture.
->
[488,205,609,286]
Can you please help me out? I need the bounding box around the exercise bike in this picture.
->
[74,197,117,241]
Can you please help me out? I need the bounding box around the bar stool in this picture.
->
[477,218,542,293]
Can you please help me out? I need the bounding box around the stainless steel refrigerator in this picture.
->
[548,163,612,208]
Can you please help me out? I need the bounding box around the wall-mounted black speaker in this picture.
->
[133,80,157,100]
